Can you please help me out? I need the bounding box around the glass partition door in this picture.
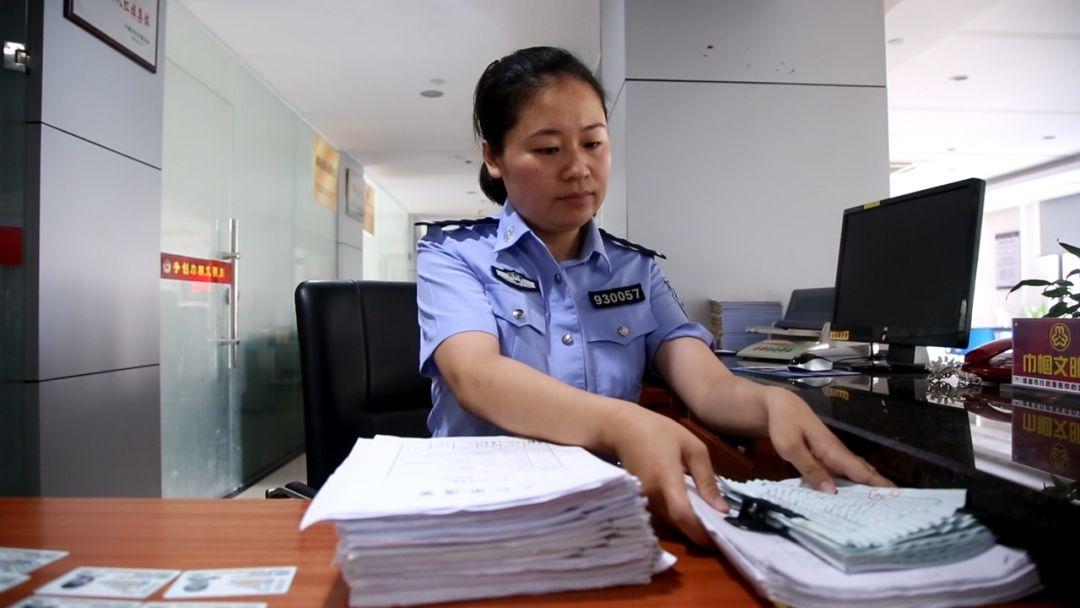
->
[160,2,335,497]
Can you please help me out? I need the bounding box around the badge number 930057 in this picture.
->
[589,284,645,309]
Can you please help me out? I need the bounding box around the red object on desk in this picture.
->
[0,226,22,266]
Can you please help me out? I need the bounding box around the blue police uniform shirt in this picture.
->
[417,201,714,437]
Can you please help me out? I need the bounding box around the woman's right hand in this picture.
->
[606,407,728,547]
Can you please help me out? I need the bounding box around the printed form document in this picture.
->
[302,436,671,607]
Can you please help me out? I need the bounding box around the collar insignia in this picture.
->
[492,266,539,292]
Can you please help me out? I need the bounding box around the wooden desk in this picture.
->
[0,498,767,607]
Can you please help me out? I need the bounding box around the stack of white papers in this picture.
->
[687,479,1042,608]
[301,436,669,607]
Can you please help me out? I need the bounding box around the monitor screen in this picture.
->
[831,178,984,349]
[778,287,834,330]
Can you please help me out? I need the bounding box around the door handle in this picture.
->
[220,218,240,368]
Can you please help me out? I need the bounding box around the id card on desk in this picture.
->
[0,572,29,594]
[162,567,296,599]
[36,567,180,599]
[0,547,69,574]
[10,597,141,607]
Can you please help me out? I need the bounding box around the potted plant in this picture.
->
[1007,240,1080,319]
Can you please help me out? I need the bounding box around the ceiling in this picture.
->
[177,0,599,220]
[178,0,1080,218]
[885,0,1080,202]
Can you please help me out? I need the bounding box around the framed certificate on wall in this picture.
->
[345,168,365,223]
[64,0,161,73]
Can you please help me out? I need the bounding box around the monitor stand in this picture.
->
[835,344,929,375]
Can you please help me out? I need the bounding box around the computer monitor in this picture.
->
[776,287,834,331]
[830,178,985,370]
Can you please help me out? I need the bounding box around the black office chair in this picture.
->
[274,280,432,498]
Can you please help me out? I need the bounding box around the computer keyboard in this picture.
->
[722,479,968,547]
[719,478,996,572]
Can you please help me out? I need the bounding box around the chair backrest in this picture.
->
[295,280,431,489]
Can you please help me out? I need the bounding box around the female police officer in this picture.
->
[417,46,890,545]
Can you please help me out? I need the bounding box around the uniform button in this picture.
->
[512,309,524,319]
[562,333,574,346]
[505,226,515,240]
[617,325,630,337]
[554,273,562,284]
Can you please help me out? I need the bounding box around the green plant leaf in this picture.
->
[1046,301,1071,317]
[1067,268,1080,279]
[1007,279,1052,295]
[1041,287,1069,298]
[1052,280,1074,287]
[1059,241,1080,259]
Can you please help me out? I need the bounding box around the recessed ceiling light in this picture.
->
[420,89,443,98]
[887,37,903,45]
[466,190,477,195]
[1043,135,1057,140]
[947,147,956,152]
[949,75,968,82]
[430,78,446,85]
[464,159,473,164]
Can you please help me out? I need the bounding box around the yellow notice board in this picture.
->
[313,135,340,210]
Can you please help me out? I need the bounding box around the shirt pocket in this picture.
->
[486,284,548,366]
[583,304,659,399]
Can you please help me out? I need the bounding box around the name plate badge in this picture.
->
[589,284,645,309]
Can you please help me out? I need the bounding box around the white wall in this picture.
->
[601,0,890,322]
[597,0,627,237]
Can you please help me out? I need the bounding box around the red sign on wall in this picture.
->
[0,226,22,266]
[161,252,232,284]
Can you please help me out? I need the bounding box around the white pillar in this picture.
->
[600,0,890,322]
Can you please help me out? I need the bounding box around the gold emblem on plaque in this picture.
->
[1050,322,1070,352]
[1049,443,1069,473]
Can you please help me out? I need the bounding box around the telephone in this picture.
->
[737,338,824,362]
[961,338,1013,383]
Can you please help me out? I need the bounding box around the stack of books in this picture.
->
[708,300,782,351]
[302,436,669,607]
[687,478,1041,608]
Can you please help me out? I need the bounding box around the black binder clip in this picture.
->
[725,496,804,537]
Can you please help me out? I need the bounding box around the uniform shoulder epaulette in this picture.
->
[415,217,498,229]
[599,228,667,259]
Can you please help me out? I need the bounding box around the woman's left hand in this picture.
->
[763,387,894,492]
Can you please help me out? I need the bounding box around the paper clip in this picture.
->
[725,496,804,537]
